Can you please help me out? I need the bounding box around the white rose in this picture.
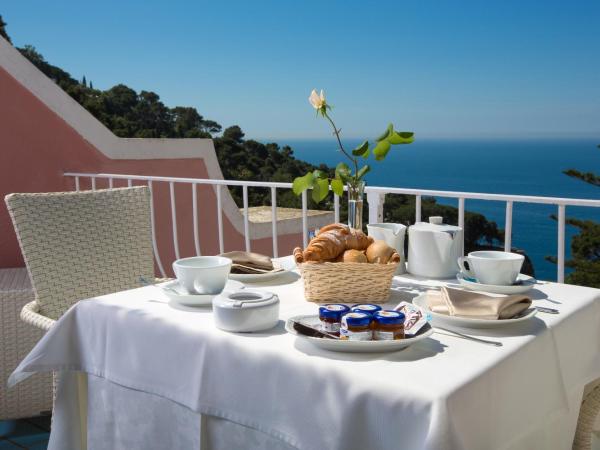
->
[308,89,326,110]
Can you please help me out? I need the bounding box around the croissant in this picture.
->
[303,224,373,262]
[293,247,304,264]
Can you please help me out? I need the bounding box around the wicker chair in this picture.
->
[0,268,52,419]
[574,380,600,450]
[4,186,156,333]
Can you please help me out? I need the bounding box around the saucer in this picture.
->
[159,279,245,306]
[456,272,536,295]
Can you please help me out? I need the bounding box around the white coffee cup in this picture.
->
[172,256,232,294]
[457,251,524,286]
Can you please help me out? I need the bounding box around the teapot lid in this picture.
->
[410,218,462,233]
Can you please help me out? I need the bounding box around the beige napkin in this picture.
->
[425,287,532,320]
[220,251,283,274]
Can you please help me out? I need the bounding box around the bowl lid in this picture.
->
[213,290,278,309]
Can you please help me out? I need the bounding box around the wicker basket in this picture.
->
[297,261,398,303]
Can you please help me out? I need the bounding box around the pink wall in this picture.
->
[0,67,300,275]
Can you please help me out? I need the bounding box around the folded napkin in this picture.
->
[425,287,532,320]
[220,251,283,274]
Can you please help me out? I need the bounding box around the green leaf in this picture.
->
[292,172,315,195]
[335,162,351,181]
[312,178,330,203]
[388,131,414,145]
[356,165,371,180]
[373,140,392,161]
[331,178,344,196]
[352,140,369,157]
[312,169,328,179]
[376,123,394,142]
[361,148,370,159]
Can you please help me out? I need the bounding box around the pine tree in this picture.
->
[548,144,600,287]
[82,75,87,87]
[0,14,12,43]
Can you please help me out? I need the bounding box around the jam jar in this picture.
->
[318,304,350,334]
[340,312,372,341]
[373,310,405,340]
[350,304,382,316]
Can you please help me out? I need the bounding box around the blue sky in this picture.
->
[2,0,600,140]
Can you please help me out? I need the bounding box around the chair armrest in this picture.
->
[21,301,56,332]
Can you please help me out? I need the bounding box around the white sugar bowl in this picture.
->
[213,290,280,332]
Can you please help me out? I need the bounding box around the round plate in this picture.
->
[229,258,295,282]
[285,314,433,353]
[456,273,536,295]
[159,279,245,306]
[412,293,537,329]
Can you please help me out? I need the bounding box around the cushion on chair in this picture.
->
[5,187,155,321]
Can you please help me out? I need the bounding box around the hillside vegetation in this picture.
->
[1,16,510,264]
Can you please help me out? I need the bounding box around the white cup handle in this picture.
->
[457,256,476,278]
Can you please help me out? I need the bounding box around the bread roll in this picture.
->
[337,249,368,263]
[366,240,396,264]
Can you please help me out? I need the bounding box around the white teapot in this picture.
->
[367,223,407,274]
[407,216,463,279]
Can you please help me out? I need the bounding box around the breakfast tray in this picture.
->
[294,250,398,303]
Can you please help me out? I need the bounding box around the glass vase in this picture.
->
[347,181,365,230]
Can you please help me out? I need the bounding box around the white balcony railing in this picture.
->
[64,172,600,282]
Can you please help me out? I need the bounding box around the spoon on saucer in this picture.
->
[139,276,181,295]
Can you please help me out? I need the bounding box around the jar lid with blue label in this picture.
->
[373,310,405,325]
[342,312,372,327]
[351,304,382,315]
[319,304,350,321]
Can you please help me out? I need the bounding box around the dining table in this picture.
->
[9,256,600,450]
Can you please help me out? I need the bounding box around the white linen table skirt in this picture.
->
[10,263,600,450]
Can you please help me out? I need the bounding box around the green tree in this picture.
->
[223,125,245,143]
[0,14,11,43]
[549,144,600,287]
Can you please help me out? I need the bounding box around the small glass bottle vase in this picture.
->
[347,181,365,230]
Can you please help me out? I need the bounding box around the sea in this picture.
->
[279,138,600,282]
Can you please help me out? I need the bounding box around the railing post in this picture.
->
[458,197,465,256]
[192,183,201,256]
[216,185,224,254]
[334,194,340,224]
[367,191,385,224]
[147,181,166,278]
[169,181,180,260]
[270,187,278,258]
[557,204,566,283]
[243,185,250,252]
[504,201,513,252]
[415,195,422,223]
[301,191,308,248]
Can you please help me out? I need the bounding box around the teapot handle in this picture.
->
[457,256,476,279]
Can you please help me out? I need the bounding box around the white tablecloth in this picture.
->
[10,262,600,450]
